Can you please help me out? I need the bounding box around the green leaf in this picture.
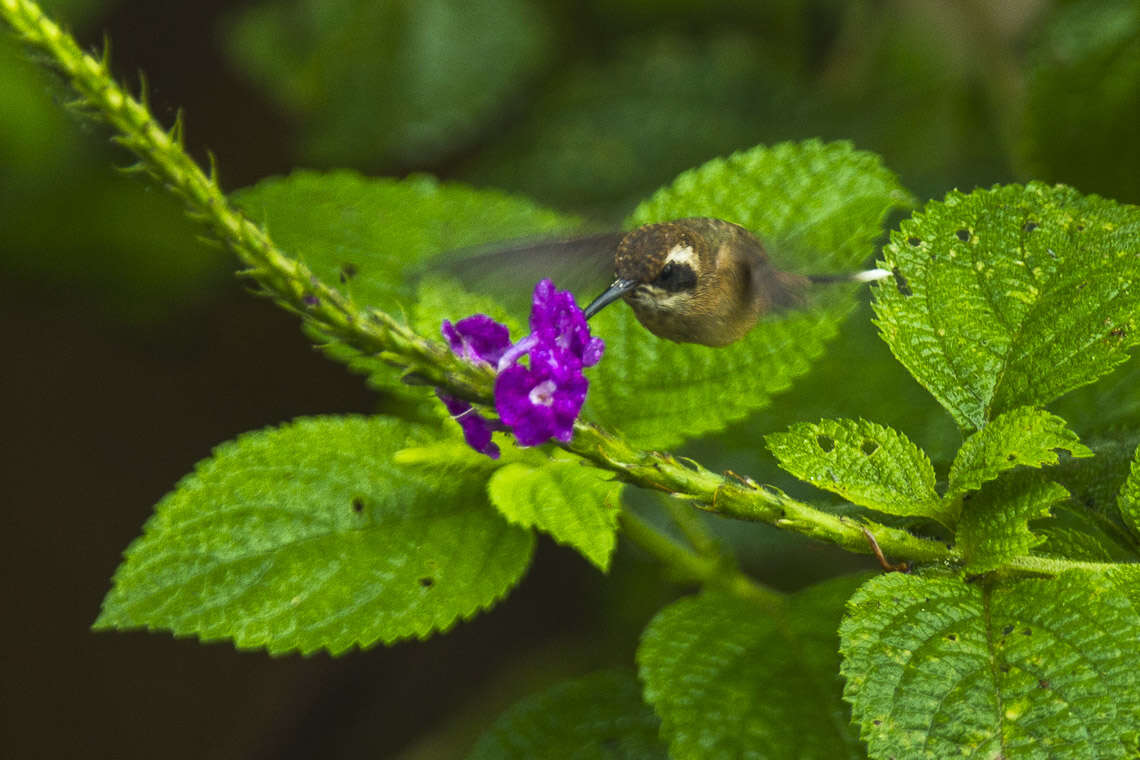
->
[488,460,623,572]
[947,406,1093,500]
[1035,505,1138,562]
[1051,352,1140,437]
[766,417,949,526]
[874,182,1140,430]
[1120,442,1140,538]
[1051,433,1140,542]
[233,171,578,314]
[957,472,1070,573]
[94,416,535,655]
[467,670,667,760]
[393,438,504,473]
[841,571,1140,759]
[637,576,867,760]
[586,140,914,449]
[222,0,553,167]
[1106,564,1140,621]
[232,171,578,387]
[414,273,528,343]
[1020,0,1140,205]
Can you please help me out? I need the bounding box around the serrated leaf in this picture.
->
[1050,433,1140,548]
[414,273,528,344]
[585,140,914,449]
[488,460,622,572]
[467,670,666,760]
[1020,0,1140,205]
[222,0,553,167]
[637,576,867,760]
[947,406,1093,500]
[1050,350,1140,437]
[841,571,1140,759]
[1120,443,1140,538]
[766,417,948,526]
[957,471,1070,573]
[233,172,578,314]
[94,416,535,655]
[1035,505,1138,562]
[874,182,1140,430]
[232,171,578,387]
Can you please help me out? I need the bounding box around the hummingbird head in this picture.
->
[584,219,769,346]
[583,221,709,318]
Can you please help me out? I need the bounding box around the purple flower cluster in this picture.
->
[437,280,604,457]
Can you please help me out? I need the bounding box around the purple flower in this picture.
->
[529,279,605,367]
[436,390,500,459]
[438,279,604,456]
[437,315,511,459]
[441,314,512,366]
[495,346,588,446]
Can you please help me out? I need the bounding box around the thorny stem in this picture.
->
[0,0,489,401]
[2,0,1118,587]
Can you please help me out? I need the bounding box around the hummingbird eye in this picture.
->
[654,261,697,293]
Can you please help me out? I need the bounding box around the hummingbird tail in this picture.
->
[807,268,891,284]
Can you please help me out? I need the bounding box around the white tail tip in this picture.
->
[852,268,891,283]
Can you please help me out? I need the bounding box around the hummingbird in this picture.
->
[441,217,889,347]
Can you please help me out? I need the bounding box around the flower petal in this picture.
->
[436,391,500,459]
[442,314,512,365]
[527,279,605,367]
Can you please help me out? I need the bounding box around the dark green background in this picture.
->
[4,0,1138,757]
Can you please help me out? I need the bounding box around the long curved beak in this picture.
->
[583,278,638,320]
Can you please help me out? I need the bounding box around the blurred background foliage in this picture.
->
[5,0,1140,758]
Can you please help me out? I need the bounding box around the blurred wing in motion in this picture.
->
[430,232,623,319]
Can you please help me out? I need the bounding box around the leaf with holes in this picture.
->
[232,171,579,391]
[947,406,1092,500]
[585,140,914,449]
[957,471,1071,573]
[467,670,666,760]
[874,182,1140,430]
[93,416,534,655]
[765,417,950,526]
[841,571,1140,759]
[488,459,623,572]
[637,576,867,760]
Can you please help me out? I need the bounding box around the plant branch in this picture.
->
[5,0,1109,579]
[1000,555,1132,578]
[0,0,489,401]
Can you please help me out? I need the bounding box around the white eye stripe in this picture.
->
[665,244,697,270]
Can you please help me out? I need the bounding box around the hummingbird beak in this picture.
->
[583,278,638,320]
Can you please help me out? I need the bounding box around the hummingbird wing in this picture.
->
[750,259,811,312]
[428,232,623,318]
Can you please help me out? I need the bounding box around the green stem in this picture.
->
[0,0,490,401]
[660,493,722,558]
[617,510,783,608]
[568,424,957,564]
[1001,555,1129,578]
[0,0,1116,582]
